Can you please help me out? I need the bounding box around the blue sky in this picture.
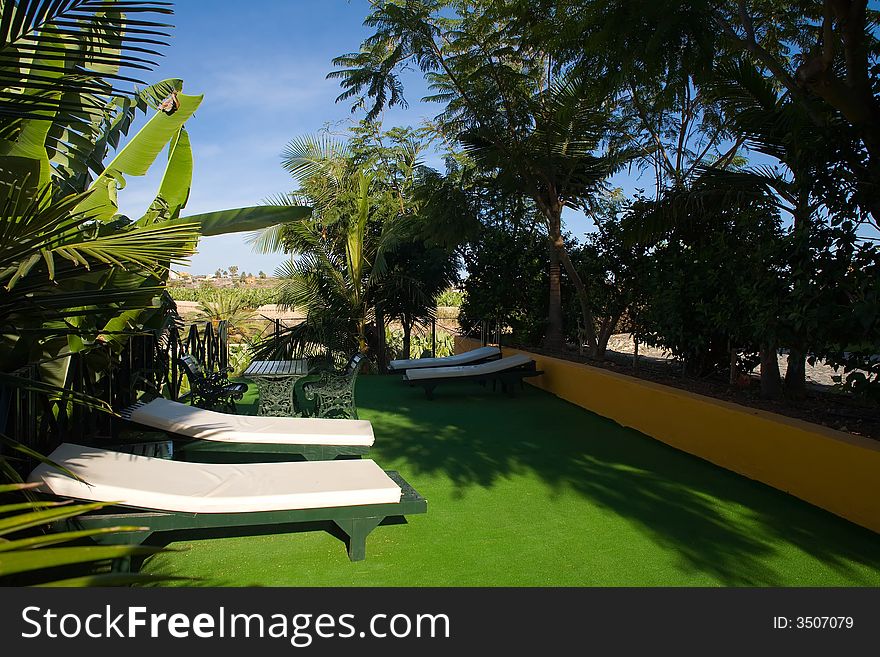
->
[119,0,612,275]
[116,1,879,275]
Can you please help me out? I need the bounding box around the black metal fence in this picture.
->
[1,319,229,457]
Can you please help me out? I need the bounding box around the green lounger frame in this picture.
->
[118,400,370,463]
[173,440,369,463]
[406,361,544,400]
[54,472,426,570]
[388,346,502,373]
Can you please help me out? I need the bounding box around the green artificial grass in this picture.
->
[143,375,880,586]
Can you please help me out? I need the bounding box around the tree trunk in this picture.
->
[785,186,811,399]
[784,348,807,397]
[595,313,621,361]
[402,319,412,361]
[760,343,782,399]
[544,235,565,352]
[539,200,599,356]
[376,305,387,374]
[555,232,599,357]
[357,319,367,355]
[729,346,739,386]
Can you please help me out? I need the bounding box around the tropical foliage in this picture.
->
[0,1,313,583]
[254,122,457,365]
[194,292,260,337]
[0,483,173,586]
[333,0,880,401]
[384,328,454,361]
[168,286,279,308]
[332,1,636,353]
[436,287,464,308]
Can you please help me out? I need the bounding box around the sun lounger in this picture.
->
[388,345,501,372]
[28,443,427,566]
[403,353,543,399]
[120,397,373,462]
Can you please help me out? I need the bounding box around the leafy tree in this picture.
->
[331,0,634,354]
[254,122,457,364]
[252,130,404,358]
[436,287,464,307]
[523,0,880,223]
[635,196,787,384]
[376,238,457,360]
[459,223,550,347]
[568,196,650,358]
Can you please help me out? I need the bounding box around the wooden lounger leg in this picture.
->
[423,383,437,400]
[89,528,153,574]
[333,516,384,561]
[111,555,136,573]
[495,375,514,397]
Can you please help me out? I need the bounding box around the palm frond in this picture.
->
[281,134,349,185]
[0,0,174,123]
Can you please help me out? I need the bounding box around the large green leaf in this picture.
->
[175,205,313,236]
[0,526,150,553]
[0,502,109,537]
[0,545,161,577]
[35,573,185,587]
[137,126,194,226]
[0,0,173,123]
[75,92,204,222]
[51,79,186,193]
[157,127,194,212]
[0,49,65,193]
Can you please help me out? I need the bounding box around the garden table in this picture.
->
[243,359,311,417]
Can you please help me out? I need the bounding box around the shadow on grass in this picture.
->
[358,375,880,586]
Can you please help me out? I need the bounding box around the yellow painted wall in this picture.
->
[456,337,880,533]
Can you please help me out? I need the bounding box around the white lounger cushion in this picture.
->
[405,353,534,381]
[28,444,401,513]
[389,346,500,371]
[129,398,373,447]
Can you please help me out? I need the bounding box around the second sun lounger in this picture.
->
[403,353,543,399]
[28,443,427,567]
[388,345,502,372]
[120,397,373,461]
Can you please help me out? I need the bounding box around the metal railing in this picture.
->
[1,318,229,458]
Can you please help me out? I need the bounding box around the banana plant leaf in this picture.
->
[75,92,204,222]
[174,205,313,237]
[0,50,67,193]
[137,126,193,226]
[51,79,185,192]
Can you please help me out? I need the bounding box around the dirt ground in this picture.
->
[536,334,880,441]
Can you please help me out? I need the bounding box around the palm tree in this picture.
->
[252,126,433,362]
[195,292,259,338]
[459,74,634,354]
[331,2,635,354]
[270,168,402,359]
